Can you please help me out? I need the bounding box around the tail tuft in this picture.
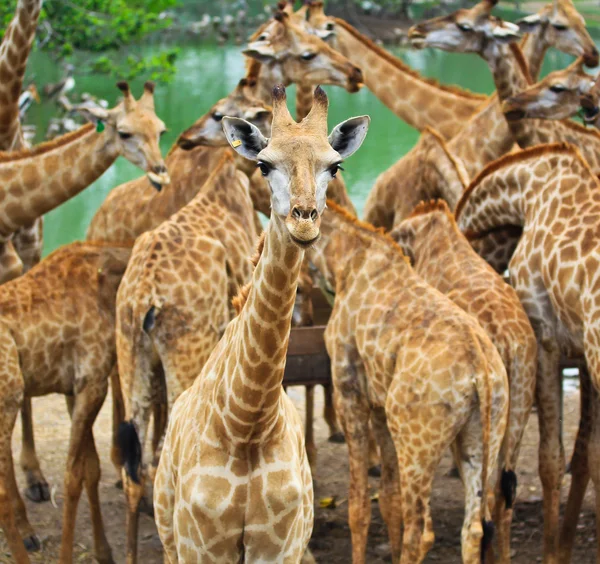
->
[501,468,517,509]
[118,421,142,483]
[481,520,495,563]
[143,306,156,333]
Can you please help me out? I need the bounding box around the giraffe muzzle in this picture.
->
[147,165,171,192]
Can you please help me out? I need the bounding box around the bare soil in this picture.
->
[0,383,596,563]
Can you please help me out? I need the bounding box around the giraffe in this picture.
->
[0,240,131,564]
[363,127,468,229]
[360,0,597,229]
[0,80,169,505]
[390,200,537,562]
[0,0,42,150]
[454,142,600,563]
[87,10,364,244]
[306,200,508,564]
[305,0,596,144]
[502,56,595,121]
[116,151,258,564]
[409,0,600,173]
[150,84,368,562]
[0,0,47,509]
[407,0,600,276]
[304,0,488,140]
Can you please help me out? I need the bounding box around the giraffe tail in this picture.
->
[471,333,495,563]
[118,421,142,484]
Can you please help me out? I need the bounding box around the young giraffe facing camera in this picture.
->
[152,85,369,562]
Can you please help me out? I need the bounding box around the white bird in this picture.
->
[18,83,40,119]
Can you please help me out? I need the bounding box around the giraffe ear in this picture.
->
[77,106,110,126]
[328,116,370,158]
[515,13,542,32]
[222,117,269,160]
[491,21,522,43]
[243,44,279,63]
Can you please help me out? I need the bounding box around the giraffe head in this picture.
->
[177,78,272,150]
[305,2,338,44]
[80,81,169,191]
[408,0,522,57]
[502,57,595,120]
[580,73,600,124]
[223,85,369,247]
[244,11,364,92]
[516,0,598,66]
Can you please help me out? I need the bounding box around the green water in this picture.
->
[22,42,591,255]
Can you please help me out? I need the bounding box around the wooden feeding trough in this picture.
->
[283,286,333,388]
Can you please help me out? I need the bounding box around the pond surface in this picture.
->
[22,41,590,255]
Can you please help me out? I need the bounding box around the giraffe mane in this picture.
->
[408,199,456,223]
[232,231,266,315]
[0,123,94,164]
[421,126,468,190]
[509,43,533,86]
[455,142,592,221]
[332,18,487,101]
[326,199,411,264]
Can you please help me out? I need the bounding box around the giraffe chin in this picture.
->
[289,233,320,249]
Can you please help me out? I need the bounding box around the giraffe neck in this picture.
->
[200,154,256,229]
[457,145,596,238]
[0,0,42,151]
[254,64,286,106]
[223,214,303,443]
[520,28,548,82]
[419,130,467,210]
[295,83,314,121]
[455,151,554,237]
[332,18,487,139]
[0,124,120,237]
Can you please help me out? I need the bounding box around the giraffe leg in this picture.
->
[305,385,317,472]
[324,383,344,443]
[82,427,113,563]
[19,398,50,502]
[559,362,591,562]
[109,365,125,479]
[331,350,371,564]
[60,383,111,564]
[535,342,563,564]
[370,408,401,563]
[0,367,37,562]
[494,342,537,564]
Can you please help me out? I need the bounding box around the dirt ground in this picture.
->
[0,382,596,563]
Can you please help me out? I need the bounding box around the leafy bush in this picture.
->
[0,0,179,80]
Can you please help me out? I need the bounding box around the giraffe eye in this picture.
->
[302,52,317,61]
[212,112,224,122]
[457,23,473,32]
[118,131,132,140]
[257,161,272,176]
[550,84,567,93]
[552,23,568,31]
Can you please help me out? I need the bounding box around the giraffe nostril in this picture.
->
[153,164,167,174]
[292,207,303,220]
[310,209,318,222]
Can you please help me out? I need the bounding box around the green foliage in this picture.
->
[0,0,179,81]
[91,48,180,82]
